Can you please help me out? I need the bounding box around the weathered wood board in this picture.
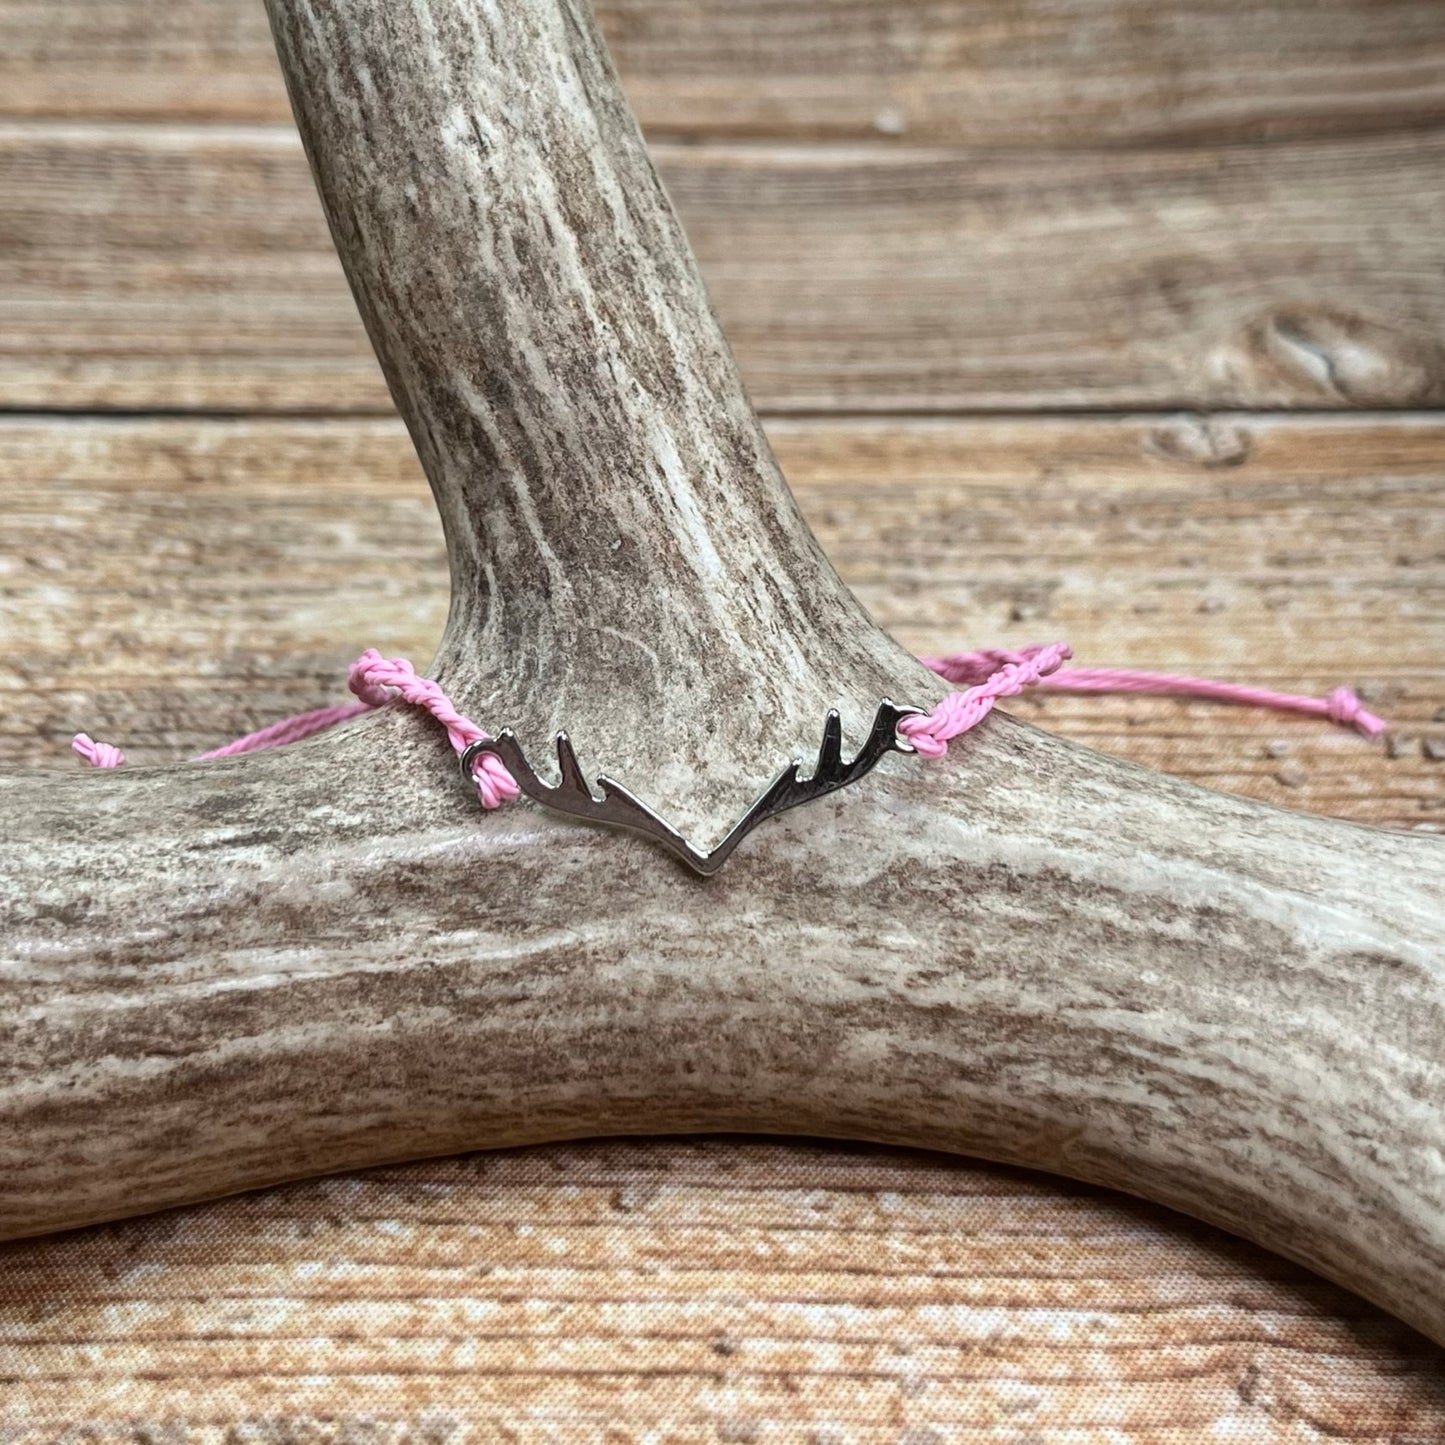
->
[3,1140,1444,1440]
[3,126,1444,412]
[2,0,1443,146]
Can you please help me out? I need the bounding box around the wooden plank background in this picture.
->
[3,0,1444,144]
[1,0,1443,1437]
[5,126,1445,411]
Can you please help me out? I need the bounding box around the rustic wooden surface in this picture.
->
[2,0,1443,144]
[5,125,1445,412]
[1,0,1443,1436]
[4,1141,1445,1441]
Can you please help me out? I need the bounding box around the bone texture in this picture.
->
[2,0,1443,1350]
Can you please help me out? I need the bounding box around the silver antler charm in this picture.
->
[460,701,924,875]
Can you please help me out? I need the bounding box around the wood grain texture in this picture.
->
[3,0,1444,1429]
[2,0,1443,146]
[2,413,1441,829]
[3,1139,1444,1439]
[4,124,1445,413]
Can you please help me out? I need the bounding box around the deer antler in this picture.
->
[2,0,1443,1352]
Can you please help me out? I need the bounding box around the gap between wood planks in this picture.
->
[6,406,1445,420]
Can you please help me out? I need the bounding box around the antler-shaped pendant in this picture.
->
[461,702,923,874]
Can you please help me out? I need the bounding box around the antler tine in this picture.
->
[463,701,919,873]
[814,710,845,783]
[553,733,594,801]
[851,700,922,778]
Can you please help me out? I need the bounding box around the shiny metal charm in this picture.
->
[460,701,924,875]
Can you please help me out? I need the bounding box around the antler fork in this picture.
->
[2,0,1443,1350]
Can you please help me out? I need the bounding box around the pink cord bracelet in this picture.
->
[73,643,1387,810]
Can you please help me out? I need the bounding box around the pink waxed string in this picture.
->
[1039,671,1385,735]
[71,647,521,810]
[343,648,520,808]
[73,640,1389,793]
[899,641,1074,757]
[197,702,372,759]
[917,644,1387,744]
[72,708,368,770]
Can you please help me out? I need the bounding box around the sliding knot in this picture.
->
[348,646,520,804]
[72,733,126,769]
[919,644,1069,687]
[347,646,404,707]
[899,641,1073,758]
[1325,687,1387,738]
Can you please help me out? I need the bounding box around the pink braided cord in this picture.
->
[916,644,1386,744]
[343,649,520,808]
[72,648,520,810]
[899,641,1074,757]
[73,640,1388,791]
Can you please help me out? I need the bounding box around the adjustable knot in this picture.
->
[900,640,1074,758]
[1325,687,1387,738]
[347,646,407,707]
[72,733,126,769]
[920,642,1073,689]
[348,647,521,802]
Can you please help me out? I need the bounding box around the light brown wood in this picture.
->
[2,413,1441,829]
[2,1140,1444,1439]
[4,124,1444,413]
[0,0,1439,1421]
[2,0,1442,146]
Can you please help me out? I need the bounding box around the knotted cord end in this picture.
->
[1325,687,1388,739]
[73,733,126,769]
